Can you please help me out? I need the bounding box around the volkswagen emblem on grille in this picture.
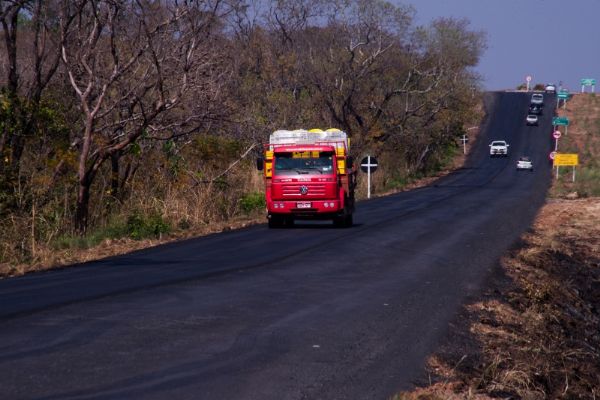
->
[299,185,308,195]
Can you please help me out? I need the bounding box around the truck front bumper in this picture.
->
[268,199,342,216]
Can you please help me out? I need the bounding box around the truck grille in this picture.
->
[282,183,327,196]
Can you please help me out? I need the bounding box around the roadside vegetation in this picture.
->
[396,93,600,399]
[0,0,485,276]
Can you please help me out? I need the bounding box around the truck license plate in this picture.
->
[296,202,311,209]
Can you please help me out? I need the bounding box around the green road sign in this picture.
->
[581,78,596,86]
[552,116,570,126]
[558,92,569,99]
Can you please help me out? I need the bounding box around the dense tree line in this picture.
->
[0,0,485,267]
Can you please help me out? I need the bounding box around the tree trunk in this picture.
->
[110,151,120,198]
[74,179,91,234]
[75,118,94,234]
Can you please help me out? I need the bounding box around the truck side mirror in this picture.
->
[346,156,354,169]
[256,157,264,171]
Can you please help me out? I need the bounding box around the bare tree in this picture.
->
[60,0,231,232]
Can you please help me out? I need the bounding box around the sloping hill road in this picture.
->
[0,92,554,399]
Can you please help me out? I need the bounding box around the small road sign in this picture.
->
[549,151,556,160]
[552,116,570,126]
[553,130,562,139]
[360,156,378,173]
[581,78,596,93]
[581,78,596,86]
[553,153,579,166]
[557,92,569,100]
[360,156,378,199]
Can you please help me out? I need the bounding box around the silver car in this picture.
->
[526,114,538,126]
[531,93,544,105]
[516,156,533,171]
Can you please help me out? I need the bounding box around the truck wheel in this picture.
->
[334,214,353,228]
[345,214,353,227]
[268,215,284,229]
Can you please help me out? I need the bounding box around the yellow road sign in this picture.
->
[553,153,579,166]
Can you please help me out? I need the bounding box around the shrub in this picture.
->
[126,212,170,240]
[239,192,265,214]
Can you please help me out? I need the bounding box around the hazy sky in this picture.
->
[406,0,600,91]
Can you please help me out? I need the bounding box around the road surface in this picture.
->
[0,92,554,399]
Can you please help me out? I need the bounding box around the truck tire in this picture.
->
[345,213,353,227]
[268,215,284,228]
[333,213,353,228]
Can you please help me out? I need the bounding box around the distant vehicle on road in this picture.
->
[531,93,544,106]
[526,114,538,126]
[516,156,533,171]
[529,104,543,115]
[545,83,556,93]
[489,140,509,157]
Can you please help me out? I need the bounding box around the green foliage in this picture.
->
[126,212,171,240]
[129,142,142,157]
[53,212,171,250]
[239,192,265,214]
[163,139,183,176]
[53,222,128,250]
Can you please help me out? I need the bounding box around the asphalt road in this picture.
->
[0,92,555,399]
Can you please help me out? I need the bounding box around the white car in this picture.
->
[489,140,509,157]
[531,93,544,106]
[545,83,556,93]
[516,156,533,171]
[526,114,538,126]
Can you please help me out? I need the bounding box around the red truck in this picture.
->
[257,128,356,228]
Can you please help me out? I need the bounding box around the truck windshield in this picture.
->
[274,152,335,176]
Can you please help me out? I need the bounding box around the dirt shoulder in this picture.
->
[396,93,600,400]
[396,198,600,400]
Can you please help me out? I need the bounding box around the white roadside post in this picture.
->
[367,158,371,199]
[461,135,468,154]
[360,156,379,199]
